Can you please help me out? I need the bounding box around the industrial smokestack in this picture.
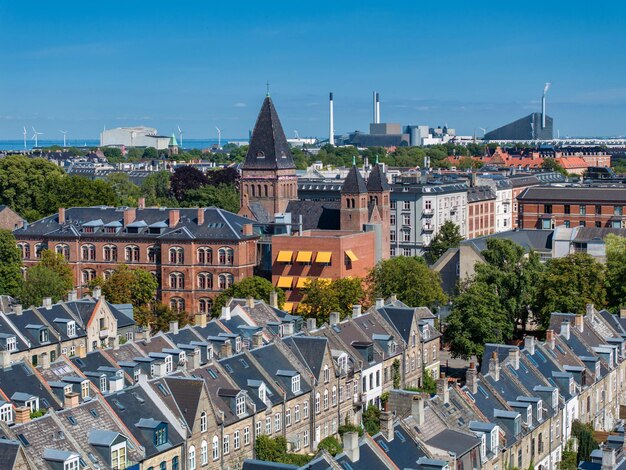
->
[542,82,551,129]
[376,93,380,124]
[372,91,377,124]
[329,92,335,146]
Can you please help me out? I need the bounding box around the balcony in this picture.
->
[422,225,434,233]
[99,329,110,338]
[422,209,434,217]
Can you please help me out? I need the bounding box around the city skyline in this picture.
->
[1,1,625,140]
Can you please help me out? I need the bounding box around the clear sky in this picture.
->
[1,0,625,140]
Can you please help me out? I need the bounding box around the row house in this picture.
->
[14,205,259,316]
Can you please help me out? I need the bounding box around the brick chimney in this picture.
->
[437,374,449,404]
[195,313,207,328]
[123,208,136,226]
[574,314,584,333]
[169,209,180,228]
[489,351,500,381]
[466,362,478,394]
[138,197,146,209]
[197,208,204,225]
[64,392,80,409]
[306,318,317,330]
[269,291,278,309]
[546,329,555,349]
[41,352,51,370]
[220,340,232,358]
[380,409,394,442]
[247,297,255,309]
[14,406,30,424]
[524,336,536,355]
[620,307,626,319]
[508,348,520,370]
[329,312,340,326]
[342,432,359,463]
[252,331,264,349]
[412,395,425,426]
[243,223,254,236]
[58,207,66,224]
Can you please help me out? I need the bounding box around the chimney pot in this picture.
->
[169,321,179,335]
[306,318,317,330]
[221,306,231,321]
[195,313,207,328]
[12,304,22,316]
[329,312,340,326]
[123,207,136,226]
[58,207,66,224]
[169,209,180,228]
[352,305,362,318]
[138,197,146,209]
[269,291,278,309]
[197,208,204,225]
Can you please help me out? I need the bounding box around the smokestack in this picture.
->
[372,91,377,124]
[375,93,380,124]
[542,82,551,129]
[329,92,335,146]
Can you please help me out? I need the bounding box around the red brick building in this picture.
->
[14,206,258,315]
[466,186,496,239]
[0,205,25,230]
[517,185,626,230]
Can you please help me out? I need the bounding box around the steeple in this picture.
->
[366,164,390,192]
[342,165,368,194]
[243,96,295,170]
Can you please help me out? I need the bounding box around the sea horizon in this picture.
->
[0,138,249,152]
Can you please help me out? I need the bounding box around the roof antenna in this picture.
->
[266,81,270,97]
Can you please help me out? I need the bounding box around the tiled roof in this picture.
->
[366,164,390,192]
[341,165,368,194]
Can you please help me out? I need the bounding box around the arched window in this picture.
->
[81,269,96,285]
[332,386,337,406]
[34,243,44,259]
[218,273,233,290]
[323,364,329,383]
[169,246,184,264]
[218,247,234,265]
[103,269,115,280]
[170,297,185,312]
[323,389,329,410]
[212,435,219,460]
[169,272,184,289]
[197,247,212,264]
[188,445,196,470]
[201,440,208,465]
[198,272,213,290]
[251,185,256,197]
[103,245,117,262]
[200,411,207,433]
[315,392,320,414]
[125,245,140,263]
[17,243,30,259]
[147,245,160,263]
[199,298,212,314]
[81,244,96,261]
[264,184,268,197]
[55,244,70,260]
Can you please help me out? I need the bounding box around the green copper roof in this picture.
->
[169,133,178,146]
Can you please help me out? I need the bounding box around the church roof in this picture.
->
[243,96,295,170]
[341,165,368,194]
[169,133,178,146]
[366,164,390,192]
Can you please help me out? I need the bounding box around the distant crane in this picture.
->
[215,127,222,148]
[31,127,43,148]
[22,126,27,149]
[59,130,68,147]
[177,125,183,149]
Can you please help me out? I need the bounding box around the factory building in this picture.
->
[484,112,554,141]
[100,126,173,149]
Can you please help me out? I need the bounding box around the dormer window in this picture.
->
[207,347,213,361]
[155,424,168,446]
[67,321,76,337]
[526,407,532,426]
[134,369,141,383]
[111,441,127,470]
[0,403,13,423]
[491,428,499,452]
[537,400,543,422]
[236,395,246,416]
[258,384,266,403]
[64,456,80,470]
[25,397,39,412]
[165,356,173,374]
[100,376,107,393]
[552,389,558,409]
[39,329,49,343]
[179,352,186,364]
[235,337,241,352]
[6,336,16,352]
[292,375,301,394]
[81,381,90,398]
[256,151,265,159]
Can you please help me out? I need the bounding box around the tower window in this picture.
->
[256,151,265,158]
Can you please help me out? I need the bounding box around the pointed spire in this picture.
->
[375,154,379,165]
[342,165,368,194]
[367,164,390,192]
[352,155,356,166]
[243,96,295,170]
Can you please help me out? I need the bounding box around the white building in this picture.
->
[100,126,172,150]
[476,176,513,232]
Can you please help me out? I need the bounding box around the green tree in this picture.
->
[105,173,141,206]
[212,276,285,313]
[94,265,158,307]
[254,435,311,466]
[0,230,23,296]
[135,302,189,331]
[444,282,512,360]
[317,436,342,456]
[571,420,597,463]
[40,175,119,216]
[425,220,463,264]
[39,250,74,292]
[298,278,365,323]
[362,405,381,435]
[142,147,159,159]
[20,265,71,307]
[541,158,568,176]
[140,171,174,206]
[180,184,240,213]
[102,147,123,162]
[367,256,446,308]
[605,234,626,311]
[392,359,401,388]
[535,253,606,328]
[558,440,578,470]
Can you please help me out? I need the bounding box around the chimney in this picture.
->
[329,92,335,146]
[375,92,381,124]
[169,321,179,335]
[221,306,231,321]
[524,336,536,355]
[306,318,317,331]
[41,352,50,370]
[145,326,151,343]
[67,290,77,302]
[602,444,616,470]
[58,207,66,224]
[197,208,204,225]
[123,208,136,226]
[64,392,80,409]
[586,303,594,317]
[343,432,359,463]
[138,197,146,209]
[247,297,255,309]
[508,348,520,370]
[352,305,362,318]
[269,291,278,309]
[0,350,10,369]
[243,223,253,236]
[466,362,478,394]
[43,297,52,310]
[437,374,449,404]
[390,294,397,303]
[620,307,626,319]
[574,314,584,333]
[195,313,207,328]
[380,409,394,442]
[252,331,264,349]
[77,342,87,358]
[329,312,340,326]
[375,298,385,309]
[187,349,201,371]
[12,304,22,316]
[92,287,101,300]
[220,340,232,358]
[560,320,571,340]
[14,406,30,424]
[546,329,555,349]
[169,209,180,228]
[372,91,377,124]
[113,335,120,350]
[489,351,500,381]
[412,395,425,426]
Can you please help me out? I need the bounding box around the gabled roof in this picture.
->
[0,438,21,470]
[341,165,368,194]
[366,164,390,192]
[283,336,328,379]
[162,377,204,430]
[243,96,295,170]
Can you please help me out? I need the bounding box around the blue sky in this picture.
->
[1,0,625,140]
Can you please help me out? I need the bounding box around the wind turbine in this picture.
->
[31,127,43,148]
[215,127,222,148]
[59,130,68,147]
[479,127,487,138]
[22,126,27,149]
[177,125,183,149]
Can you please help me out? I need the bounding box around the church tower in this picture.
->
[240,95,297,221]
[366,163,391,258]
[340,164,370,232]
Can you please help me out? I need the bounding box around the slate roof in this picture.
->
[341,165,368,194]
[242,460,298,470]
[0,361,60,410]
[366,164,390,192]
[372,423,428,469]
[283,336,328,379]
[377,307,414,344]
[285,200,341,230]
[162,376,205,430]
[249,343,312,400]
[425,428,480,457]
[460,229,553,254]
[243,96,296,170]
[518,185,626,203]
[0,438,21,470]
